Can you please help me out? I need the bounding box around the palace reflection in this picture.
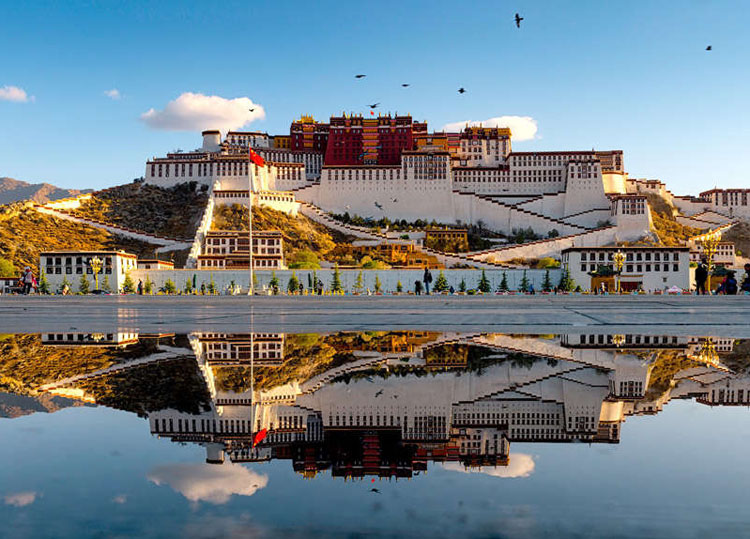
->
[12,330,750,480]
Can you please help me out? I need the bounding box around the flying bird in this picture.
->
[355,74,367,79]
[515,13,524,28]
[369,103,380,109]
[706,45,712,51]
[248,108,255,112]
[370,488,381,494]
[392,198,398,203]
[374,202,383,210]
[375,389,384,397]
[401,83,410,87]
[458,87,466,94]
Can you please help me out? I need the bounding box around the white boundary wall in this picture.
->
[129,268,562,294]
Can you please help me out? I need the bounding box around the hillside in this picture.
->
[722,222,750,258]
[73,182,208,240]
[212,203,353,263]
[646,193,702,246]
[0,202,161,273]
[0,177,92,205]
[0,391,90,419]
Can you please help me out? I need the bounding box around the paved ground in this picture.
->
[1,295,748,336]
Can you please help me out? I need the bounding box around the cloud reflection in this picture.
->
[148,463,268,504]
[442,453,535,478]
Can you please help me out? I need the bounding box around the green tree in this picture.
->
[542,269,552,292]
[163,279,176,294]
[498,272,509,292]
[520,270,530,293]
[252,272,258,291]
[289,250,321,269]
[558,266,575,292]
[374,274,382,293]
[331,264,343,293]
[287,271,299,294]
[434,270,449,292]
[269,271,279,293]
[38,273,50,295]
[353,270,364,293]
[78,274,90,295]
[459,278,467,293]
[478,270,491,293]
[0,257,16,277]
[101,275,112,293]
[184,278,193,294]
[122,273,135,294]
[208,274,217,295]
[144,275,154,295]
[396,280,403,293]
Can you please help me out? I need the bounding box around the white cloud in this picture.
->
[4,491,37,507]
[141,92,265,132]
[104,89,121,100]
[148,463,268,505]
[442,116,538,141]
[0,86,33,103]
[442,453,536,478]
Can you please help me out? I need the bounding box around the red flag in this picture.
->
[249,148,265,167]
[370,110,375,116]
[252,428,268,447]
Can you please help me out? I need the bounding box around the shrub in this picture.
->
[434,271,449,292]
[289,250,321,269]
[78,274,90,295]
[459,278,467,293]
[163,279,176,294]
[396,280,403,293]
[498,272,509,292]
[122,273,135,294]
[102,275,112,293]
[0,257,16,278]
[331,264,343,292]
[478,270,491,293]
[287,272,299,294]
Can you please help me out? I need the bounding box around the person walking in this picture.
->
[423,268,433,295]
[741,263,750,293]
[137,279,144,295]
[21,267,34,295]
[695,258,708,295]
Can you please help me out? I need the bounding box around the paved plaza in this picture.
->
[1,295,748,335]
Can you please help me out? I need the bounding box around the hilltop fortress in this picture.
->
[141,113,748,268]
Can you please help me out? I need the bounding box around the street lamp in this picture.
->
[701,230,721,280]
[89,256,103,291]
[613,251,626,294]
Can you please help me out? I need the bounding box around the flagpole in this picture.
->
[248,153,254,295]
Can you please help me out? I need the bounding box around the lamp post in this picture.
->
[701,230,721,282]
[89,256,103,292]
[613,251,626,294]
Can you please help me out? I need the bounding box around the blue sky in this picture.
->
[1,0,748,194]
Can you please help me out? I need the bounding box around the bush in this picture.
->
[287,272,299,294]
[289,250,321,269]
[396,280,403,293]
[434,271,449,292]
[163,279,176,294]
[535,257,560,269]
[144,276,153,295]
[122,273,135,294]
[478,270,491,293]
[0,257,16,278]
[78,274,90,295]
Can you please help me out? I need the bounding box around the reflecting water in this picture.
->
[2,331,750,538]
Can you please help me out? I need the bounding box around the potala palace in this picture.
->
[143,114,748,268]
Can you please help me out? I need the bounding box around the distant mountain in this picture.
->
[0,177,92,205]
[0,391,91,419]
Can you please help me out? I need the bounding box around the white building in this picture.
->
[561,246,691,292]
[39,250,138,292]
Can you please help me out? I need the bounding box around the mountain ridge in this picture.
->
[0,177,92,205]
